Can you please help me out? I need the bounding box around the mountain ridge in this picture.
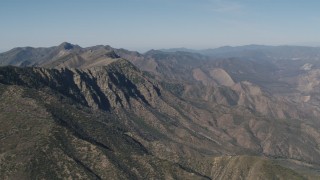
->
[1,43,320,179]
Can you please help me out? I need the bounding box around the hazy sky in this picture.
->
[1,0,320,52]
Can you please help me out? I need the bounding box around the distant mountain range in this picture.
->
[1,42,320,179]
[160,44,320,59]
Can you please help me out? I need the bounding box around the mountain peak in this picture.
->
[59,42,75,50]
[144,49,163,55]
